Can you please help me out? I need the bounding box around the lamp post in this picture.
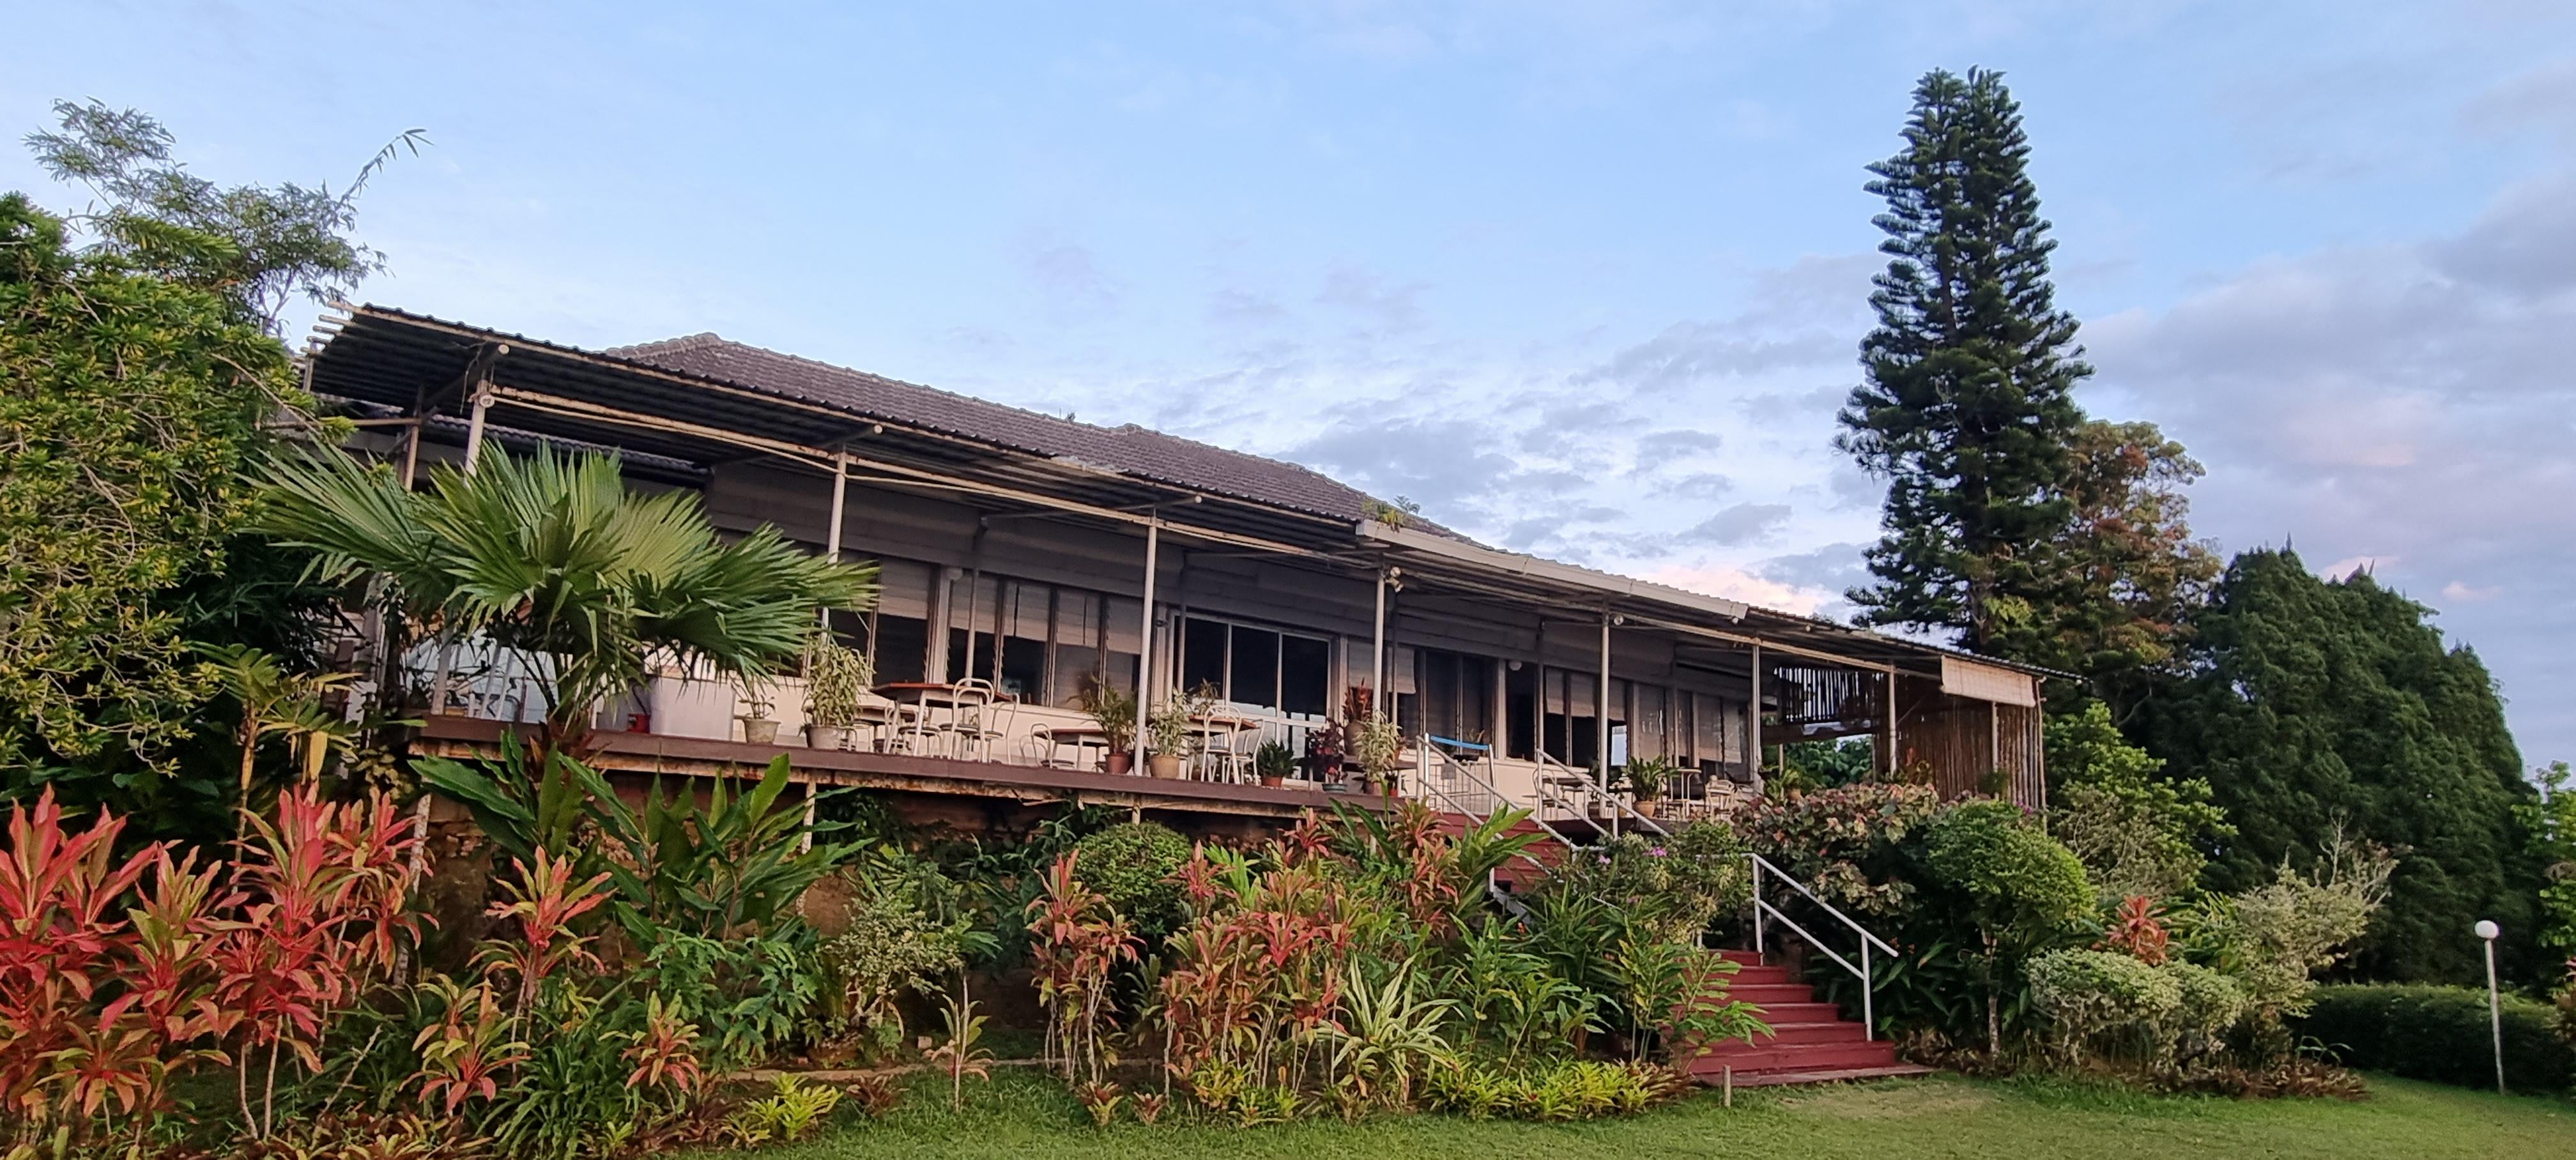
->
[2476,919,2503,1095]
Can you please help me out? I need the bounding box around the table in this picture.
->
[1188,714,1265,782]
[1042,722,1118,772]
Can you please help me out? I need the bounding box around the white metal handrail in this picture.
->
[1528,751,1669,839]
[1747,850,1899,1039]
[1411,745,1569,870]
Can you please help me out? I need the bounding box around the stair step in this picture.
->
[1715,949,1767,966]
[1725,966,1796,984]
[1720,1064,1937,1088]
[1686,1039,1899,1074]
[1746,1021,1869,1045]
[1737,1001,1844,1023]
[1727,982,1816,1004]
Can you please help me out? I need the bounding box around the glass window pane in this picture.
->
[1229,627,1280,708]
[1049,592,1102,706]
[875,614,927,684]
[1180,618,1229,697]
[1459,656,1494,742]
[998,583,1048,701]
[1280,635,1330,717]
[1505,664,1535,760]
[1632,685,1668,760]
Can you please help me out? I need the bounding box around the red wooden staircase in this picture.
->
[1683,950,1932,1087]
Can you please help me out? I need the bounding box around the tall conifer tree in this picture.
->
[1839,68,2089,654]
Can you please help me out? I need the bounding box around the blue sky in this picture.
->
[7,1,2572,765]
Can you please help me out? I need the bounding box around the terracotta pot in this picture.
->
[1259,775,1285,788]
[1635,798,1660,819]
[1105,751,1134,776]
[805,724,855,750]
[1147,753,1185,779]
[739,717,780,745]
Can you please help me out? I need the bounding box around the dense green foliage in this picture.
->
[2138,549,2538,983]
[1070,821,1192,937]
[2046,701,2230,901]
[0,194,298,782]
[2296,984,2573,1096]
[1,101,411,834]
[2519,761,2576,960]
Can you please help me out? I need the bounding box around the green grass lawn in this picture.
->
[733,1068,2576,1160]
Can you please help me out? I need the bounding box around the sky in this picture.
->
[6,1,2572,765]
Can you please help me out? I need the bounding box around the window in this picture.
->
[1280,636,1330,716]
[1177,616,1329,715]
[1632,684,1669,761]
[1413,648,1495,744]
[998,583,1049,701]
[1505,663,1535,759]
[857,559,932,685]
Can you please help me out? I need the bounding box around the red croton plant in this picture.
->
[0,787,419,1145]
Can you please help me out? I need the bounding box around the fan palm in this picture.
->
[252,444,875,754]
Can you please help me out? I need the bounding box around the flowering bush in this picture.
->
[1739,782,1943,917]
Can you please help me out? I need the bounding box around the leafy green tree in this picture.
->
[2138,549,2540,984]
[0,194,294,789]
[2021,420,2220,708]
[1838,68,2090,655]
[2046,700,2230,901]
[2517,761,2576,962]
[1923,799,2095,1054]
[251,445,878,756]
[1,100,416,835]
[26,98,423,330]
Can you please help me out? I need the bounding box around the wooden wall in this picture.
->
[1893,675,2045,809]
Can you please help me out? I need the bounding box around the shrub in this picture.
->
[1071,822,1190,936]
[2027,949,2179,1064]
[1740,783,1943,917]
[1926,801,2096,1054]
[2161,961,2247,1060]
[2294,984,2576,1095]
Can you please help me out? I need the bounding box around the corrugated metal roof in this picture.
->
[608,332,1392,525]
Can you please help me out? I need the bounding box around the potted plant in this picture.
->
[1254,740,1295,788]
[1621,756,1678,818]
[802,638,875,749]
[736,682,780,746]
[1143,685,1213,779]
[1073,678,1138,775]
[1303,721,1349,786]
[1350,712,1402,796]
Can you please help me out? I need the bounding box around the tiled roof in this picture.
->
[604,334,1384,524]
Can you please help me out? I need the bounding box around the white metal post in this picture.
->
[1750,855,1766,956]
[1371,569,1388,712]
[2479,920,2504,1094]
[821,450,847,629]
[1864,942,1876,1041]
[1133,517,1160,767]
[1599,613,1614,837]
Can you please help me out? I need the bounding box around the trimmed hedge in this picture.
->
[2294,984,2573,1095]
